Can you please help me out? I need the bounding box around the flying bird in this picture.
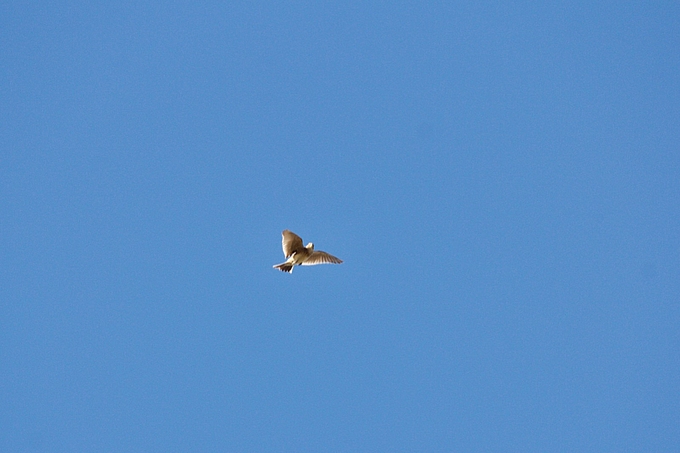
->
[273,230,343,273]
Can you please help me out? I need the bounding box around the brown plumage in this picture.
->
[273,230,343,273]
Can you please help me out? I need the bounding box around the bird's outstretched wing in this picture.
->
[282,230,304,258]
[301,251,343,266]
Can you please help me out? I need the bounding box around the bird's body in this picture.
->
[273,230,342,273]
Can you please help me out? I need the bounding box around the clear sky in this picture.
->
[2,1,679,451]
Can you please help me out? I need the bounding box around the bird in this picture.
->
[273,230,343,273]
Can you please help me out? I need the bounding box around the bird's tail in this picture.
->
[273,262,294,273]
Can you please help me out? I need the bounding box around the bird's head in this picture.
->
[306,242,314,250]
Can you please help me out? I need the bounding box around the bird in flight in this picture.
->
[273,230,343,273]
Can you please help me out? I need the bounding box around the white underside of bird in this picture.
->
[273,230,343,273]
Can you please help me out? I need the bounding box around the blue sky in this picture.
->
[1,1,679,451]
